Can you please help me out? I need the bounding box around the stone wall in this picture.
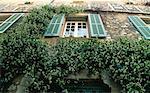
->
[100,12,141,39]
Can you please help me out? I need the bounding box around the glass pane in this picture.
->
[71,26,75,28]
[83,26,86,28]
[67,23,70,25]
[72,23,75,25]
[66,29,69,31]
[65,31,69,36]
[78,26,81,28]
[71,29,74,31]
[78,23,81,25]
[67,26,70,28]
[83,23,86,25]
[70,31,74,36]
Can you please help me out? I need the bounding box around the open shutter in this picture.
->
[44,14,65,37]
[88,14,106,38]
[128,16,150,39]
[0,13,24,33]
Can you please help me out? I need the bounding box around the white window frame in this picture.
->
[63,21,89,38]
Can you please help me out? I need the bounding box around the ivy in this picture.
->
[0,32,50,92]
[11,5,83,38]
[0,4,149,93]
[27,38,150,93]
[0,5,83,92]
[1,37,149,92]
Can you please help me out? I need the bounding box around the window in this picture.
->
[63,21,88,38]
[65,79,111,93]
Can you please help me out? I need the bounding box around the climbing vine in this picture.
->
[27,38,150,93]
[0,32,50,92]
[12,5,83,38]
[0,4,149,93]
[1,36,149,92]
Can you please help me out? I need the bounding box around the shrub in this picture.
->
[27,38,150,93]
[0,32,50,92]
[13,5,83,38]
[104,38,150,92]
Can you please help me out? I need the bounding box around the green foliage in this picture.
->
[0,5,83,92]
[27,38,150,93]
[12,5,83,38]
[104,38,150,93]
[0,32,50,92]
[0,4,149,93]
[1,37,149,92]
[54,5,84,15]
[27,38,103,92]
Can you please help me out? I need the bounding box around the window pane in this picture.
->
[71,26,75,28]
[83,26,86,28]
[83,23,86,25]
[72,23,75,25]
[78,26,81,28]
[67,23,70,25]
[71,29,74,31]
[78,23,81,25]
[66,29,69,31]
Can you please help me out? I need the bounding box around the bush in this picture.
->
[1,4,149,93]
[0,32,50,92]
[27,38,105,92]
[104,38,150,92]
[26,38,150,93]
[0,5,83,92]
[1,37,149,92]
[13,5,83,38]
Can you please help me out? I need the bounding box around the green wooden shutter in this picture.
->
[0,13,24,33]
[44,14,65,37]
[88,14,106,38]
[128,16,150,39]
